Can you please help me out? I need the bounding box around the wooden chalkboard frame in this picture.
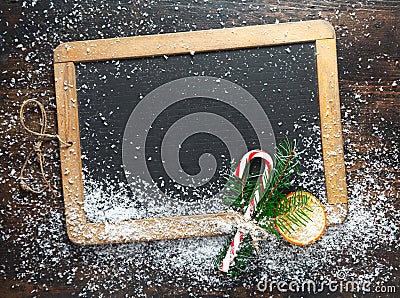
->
[54,20,347,245]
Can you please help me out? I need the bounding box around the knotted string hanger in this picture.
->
[19,99,72,196]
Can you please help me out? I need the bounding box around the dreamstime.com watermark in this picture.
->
[257,276,397,294]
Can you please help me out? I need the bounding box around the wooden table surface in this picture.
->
[0,1,398,297]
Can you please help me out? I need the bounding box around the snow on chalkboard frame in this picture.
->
[53,20,347,245]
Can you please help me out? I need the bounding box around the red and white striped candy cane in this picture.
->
[219,149,273,273]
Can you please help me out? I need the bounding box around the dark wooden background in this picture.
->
[0,0,398,297]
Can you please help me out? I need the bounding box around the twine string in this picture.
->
[233,213,269,252]
[19,99,72,195]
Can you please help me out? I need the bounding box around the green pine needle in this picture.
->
[213,229,257,277]
[222,163,260,210]
[255,139,300,223]
[259,190,313,233]
[216,139,315,275]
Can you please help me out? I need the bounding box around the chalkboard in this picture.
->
[54,20,348,245]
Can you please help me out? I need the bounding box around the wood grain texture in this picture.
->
[54,20,334,63]
[316,38,348,223]
[0,0,398,297]
[54,62,87,245]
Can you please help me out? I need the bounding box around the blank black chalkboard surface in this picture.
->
[54,20,347,245]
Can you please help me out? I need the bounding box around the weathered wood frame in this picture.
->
[54,20,347,245]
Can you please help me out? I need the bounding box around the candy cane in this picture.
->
[220,149,273,273]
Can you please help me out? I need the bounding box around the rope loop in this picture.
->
[19,99,72,195]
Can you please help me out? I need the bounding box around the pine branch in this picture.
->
[254,139,300,223]
[259,149,295,210]
[216,139,315,276]
[213,229,257,277]
[222,162,261,211]
[259,191,312,233]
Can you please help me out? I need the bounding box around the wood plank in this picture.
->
[54,62,88,244]
[77,213,240,245]
[316,38,348,210]
[54,20,334,63]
